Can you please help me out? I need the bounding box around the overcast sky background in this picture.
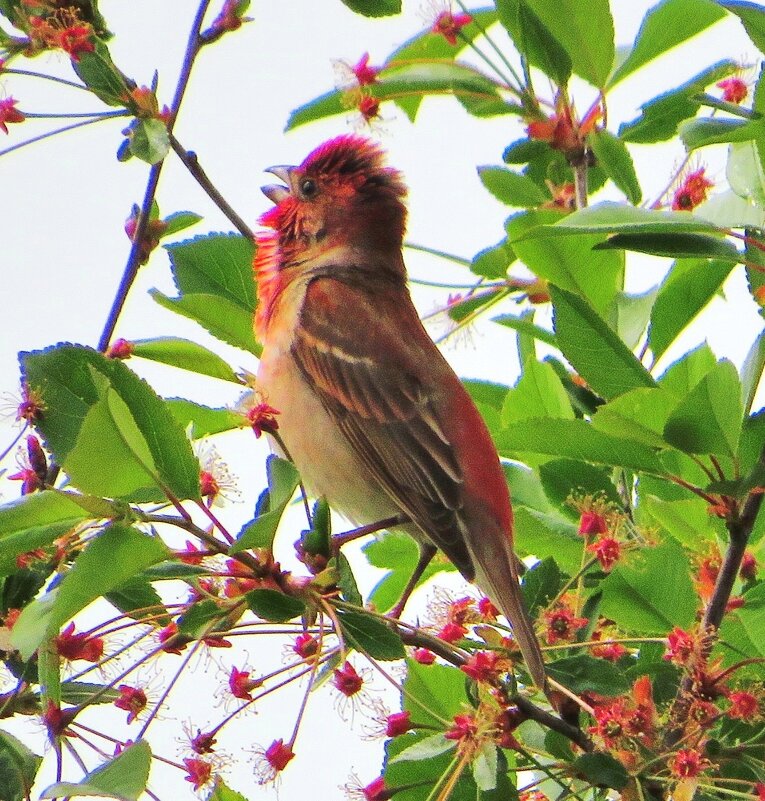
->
[0,1,762,798]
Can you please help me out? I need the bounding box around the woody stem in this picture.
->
[664,445,765,747]
[97,0,212,352]
[169,134,254,238]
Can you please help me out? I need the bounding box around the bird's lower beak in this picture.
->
[261,165,295,204]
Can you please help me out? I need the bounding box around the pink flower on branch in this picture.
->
[431,10,472,45]
[0,97,24,134]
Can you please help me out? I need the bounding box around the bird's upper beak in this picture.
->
[261,165,295,204]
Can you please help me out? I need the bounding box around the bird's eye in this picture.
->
[300,178,318,198]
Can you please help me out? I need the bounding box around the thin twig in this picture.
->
[665,446,765,747]
[396,626,593,751]
[572,156,589,210]
[169,134,254,238]
[97,0,213,352]
[0,113,128,159]
[332,514,408,550]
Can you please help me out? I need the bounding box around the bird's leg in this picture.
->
[388,543,438,621]
[331,513,409,552]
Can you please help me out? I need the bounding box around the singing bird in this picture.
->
[255,134,547,690]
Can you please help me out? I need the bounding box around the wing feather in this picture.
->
[291,274,473,575]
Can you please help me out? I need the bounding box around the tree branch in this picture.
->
[97,0,213,352]
[665,446,765,747]
[396,626,593,752]
[170,134,254,239]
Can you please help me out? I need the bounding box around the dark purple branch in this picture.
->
[396,626,593,752]
[169,135,254,239]
[665,447,765,746]
[97,0,213,352]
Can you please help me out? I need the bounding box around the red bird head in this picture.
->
[259,135,407,256]
[255,135,408,336]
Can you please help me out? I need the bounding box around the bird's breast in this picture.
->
[256,282,399,527]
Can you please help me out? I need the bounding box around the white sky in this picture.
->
[0,1,762,799]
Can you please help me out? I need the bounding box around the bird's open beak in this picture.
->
[261,165,294,204]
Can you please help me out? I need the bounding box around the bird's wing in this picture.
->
[291,274,474,578]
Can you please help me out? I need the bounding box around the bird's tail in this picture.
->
[470,529,547,692]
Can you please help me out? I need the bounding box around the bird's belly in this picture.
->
[257,346,399,527]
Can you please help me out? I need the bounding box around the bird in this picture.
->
[254,134,548,691]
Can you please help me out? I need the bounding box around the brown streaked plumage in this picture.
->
[254,135,547,690]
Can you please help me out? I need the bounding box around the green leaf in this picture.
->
[664,359,744,456]
[591,387,679,449]
[524,0,614,86]
[288,54,505,129]
[573,752,629,790]
[619,61,736,143]
[520,201,721,237]
[502,358,574,424]
[609,0,725,86]
[364,532,448,612]
[719,1,765,53]
[162,211,203,238]
[339,0,400,15]
[378,8,498,120]
[131,338,240,383]
[59,682,120,705]
[509,210,624,315]
[338,610,405,660]
[144,561,210,580]
[285,89,347,131]
[40,740,151,801]
[151,291,260,355]
[658,342,717,397]
[600,541,697,633]
[493,315,557,349]
[22,345,200,501]
[495,418,664,474]
[458,92,521,118]
[596,232,742,262]
[11,524,168,660]
[335,551,363,606]
[156,233,258,353]
[649,259,735,360]
[547,655,629,696]
[642,495,718,551]
[378,61,500,99]
[246,589,306,623]
[230,456,300,552]
[478,166,546,207]
[589,131,641,204]
[129,118,169,165]
[105,576,168,625]
[521,557,561,616]
[728,140,765,207]
[551,286,656,400]
[680,117,765,150]
[390,732,454,762]
[472,742,498,792]
[0,731,41,801]
[206,779,249,801]
[471,238,516,278]
[608,287,659,350]
[539,459,622,508]
[403,658,468,726]
[0,492,87,576]
[736,582,765,657]
[742,329,765,415]
[463,380,510,414]
[72,40,130,106]
[166,398,243,438]
[496,0,572,84]
[513,507,582,572]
